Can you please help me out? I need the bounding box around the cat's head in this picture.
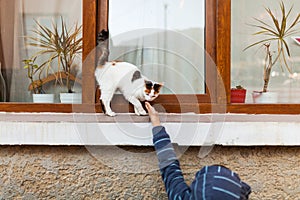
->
[143,80,163,101]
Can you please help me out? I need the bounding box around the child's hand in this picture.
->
[145,102,161,127]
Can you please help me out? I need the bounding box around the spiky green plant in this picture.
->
[244,1,300,92]
[26,17,82,93]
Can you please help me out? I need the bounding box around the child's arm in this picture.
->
[152,126,191,199]
[146,102,191,199]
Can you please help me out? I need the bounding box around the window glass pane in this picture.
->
[0,0,82,103]
[108,0,205,94]
[231,0,300,103]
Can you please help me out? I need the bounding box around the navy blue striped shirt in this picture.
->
[152,126,251,200]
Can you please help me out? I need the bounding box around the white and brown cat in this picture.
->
[95,61,163,116]
[95,30,163,116]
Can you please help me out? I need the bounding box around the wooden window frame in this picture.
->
[1,0,296,114]
[0,0,220,113]
[94,0,221,114]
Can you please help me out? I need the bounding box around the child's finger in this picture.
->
[145,102,151,111]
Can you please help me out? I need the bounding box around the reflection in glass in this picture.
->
[109,0,205,94]
[231,0,300,103]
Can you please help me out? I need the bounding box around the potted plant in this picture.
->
[22,57,54,103]
[26,17,82,103]
[231,85,247,103]
[244,1,300,103]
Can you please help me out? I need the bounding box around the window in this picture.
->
[0,0,87,112]
[1,0,82,101]
[109,0,206,94]
[228,0,300,114]
[94,0,219,114]
[232,0,300,104]
[7,0,293,114]
[0,0,223,114]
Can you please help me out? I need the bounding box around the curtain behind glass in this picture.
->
[0,0,15,101]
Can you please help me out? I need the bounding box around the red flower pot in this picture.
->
[230,89,246,103]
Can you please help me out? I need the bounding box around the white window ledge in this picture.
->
[0,112,300,146]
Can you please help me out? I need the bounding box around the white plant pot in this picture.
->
[60,93,82,104]
[33,94,55,103]
[252,91,278,103]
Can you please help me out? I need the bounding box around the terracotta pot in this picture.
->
[230,89,246,103]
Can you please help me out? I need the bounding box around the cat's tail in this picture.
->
[97,45,109,66]
[96,30,110,66]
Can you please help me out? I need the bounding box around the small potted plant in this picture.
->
[244,1,300,103]
[26,17,82,103]
[22,57,54,103]
[231,85,247,103]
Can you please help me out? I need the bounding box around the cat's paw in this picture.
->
[140,112,148,116]
[136,109,147,116]
[106,111,116,117]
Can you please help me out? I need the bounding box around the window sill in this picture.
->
[0,112,300,146]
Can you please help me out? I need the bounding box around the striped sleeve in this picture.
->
[152,126,191,200]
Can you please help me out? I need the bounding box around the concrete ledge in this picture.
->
[0,113,300,146]
[1,112,300,122]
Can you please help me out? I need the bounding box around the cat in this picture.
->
[95,61,163,116]
[95,29,163,116]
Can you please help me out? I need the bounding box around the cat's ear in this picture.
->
[144,80,153,87]
[153,82,164,91]
[155,82,164,89]
[158,82,164,87]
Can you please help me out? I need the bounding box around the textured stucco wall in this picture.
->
[0,145,299,199]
